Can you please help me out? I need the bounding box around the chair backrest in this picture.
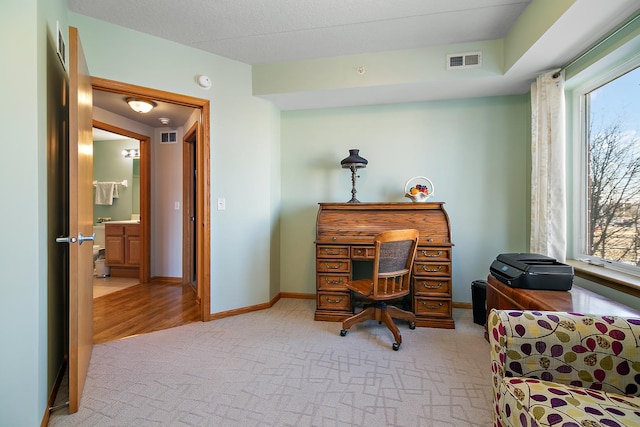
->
[371,229,419,298]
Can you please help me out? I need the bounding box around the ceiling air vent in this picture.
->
[446,52,482,70]
[160,131,177,144]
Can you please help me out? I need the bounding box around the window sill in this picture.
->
[566,259,640,298]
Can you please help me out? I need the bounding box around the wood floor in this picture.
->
[93,278,201,344]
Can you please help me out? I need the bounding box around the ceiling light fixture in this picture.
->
[122,148,140,159]
[126,97,156,113]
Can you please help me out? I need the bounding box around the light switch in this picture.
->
[174,201,180,210]
[217,197,226,210]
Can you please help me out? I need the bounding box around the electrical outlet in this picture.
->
[217,197,226,210]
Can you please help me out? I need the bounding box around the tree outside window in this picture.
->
[587,66,640,266]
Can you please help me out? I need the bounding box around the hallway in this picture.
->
[93,279,200,344]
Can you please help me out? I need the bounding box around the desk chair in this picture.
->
[340,229,419,350]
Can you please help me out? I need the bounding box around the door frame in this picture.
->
[183,122,197,293]
[92,77,211,320]
[93,120,151,283]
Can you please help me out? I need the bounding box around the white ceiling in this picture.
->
[92,89,195,130]
[69,0,533,65]
[71,0,640,118]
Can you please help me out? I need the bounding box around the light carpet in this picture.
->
[49,299,492,426]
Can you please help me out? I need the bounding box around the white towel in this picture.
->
[95,182,116,205]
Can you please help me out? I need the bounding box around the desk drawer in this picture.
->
[414,298,452,317]
[316,245,350,259]
[416,247,451,261]
[317,292,351,311]
[413,278,451,296]
[316,259,350,273]
[413,262,451,276]
[317,274,350,291]
[352,246,375,259]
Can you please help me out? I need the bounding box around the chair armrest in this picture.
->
[488,309,640,396]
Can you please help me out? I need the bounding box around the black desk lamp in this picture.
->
[340,149,368,203]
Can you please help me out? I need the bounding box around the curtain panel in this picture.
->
[530,71,567,262]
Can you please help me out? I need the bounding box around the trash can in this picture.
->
[95,258,110,278]
[471,280,487,325]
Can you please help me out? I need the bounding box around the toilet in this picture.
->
[93,245,104,262]
[93,224,105,247]
[92,225,108,277]
[93,245,109,277]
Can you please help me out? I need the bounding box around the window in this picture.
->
[573,63,640,274]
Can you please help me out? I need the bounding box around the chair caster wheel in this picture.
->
[340,329,348,336]
[409,322,416,330]
[392,343,400,351]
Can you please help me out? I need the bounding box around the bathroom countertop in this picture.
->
[103,220,140,224]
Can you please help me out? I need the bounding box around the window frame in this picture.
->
[569,50,640,276]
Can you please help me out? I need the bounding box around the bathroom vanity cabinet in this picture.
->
[105,223,140,278]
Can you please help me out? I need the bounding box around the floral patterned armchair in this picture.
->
[488,309,640,427]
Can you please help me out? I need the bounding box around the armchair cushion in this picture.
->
[488,309,640,427]
[500,377,640,427]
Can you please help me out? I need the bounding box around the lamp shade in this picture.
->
[340,149,368,169]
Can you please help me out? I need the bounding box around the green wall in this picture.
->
[93,139,139,223]
[6,2,628,423]
[1,5,280,423]
[0,2,42,425]
[280,95,531,303]
[69,13,281,312]
[0,0,68,425]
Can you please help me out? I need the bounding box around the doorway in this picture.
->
[92,77,211,322]
[92,120,149,286]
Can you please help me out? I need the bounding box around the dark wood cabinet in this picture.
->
[485,274,640,338]
[315,202,455,328]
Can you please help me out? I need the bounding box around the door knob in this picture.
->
[77,232,95,246]
[56,236,77,244]
[55,232,95,245]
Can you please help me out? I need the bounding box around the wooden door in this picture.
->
[183,123,198,292]
[68,26,94,414]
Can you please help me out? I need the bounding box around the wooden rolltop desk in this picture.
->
[315,202,455,328]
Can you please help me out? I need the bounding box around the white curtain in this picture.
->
[530,70,567,262]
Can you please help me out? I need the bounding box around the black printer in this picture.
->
[490,253,574,291]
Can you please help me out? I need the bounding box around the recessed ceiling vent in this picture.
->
[446,52,482,70]
[160,131,177,144]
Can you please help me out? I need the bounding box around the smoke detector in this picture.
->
[196,74,212,89]
[159,117,170,126]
